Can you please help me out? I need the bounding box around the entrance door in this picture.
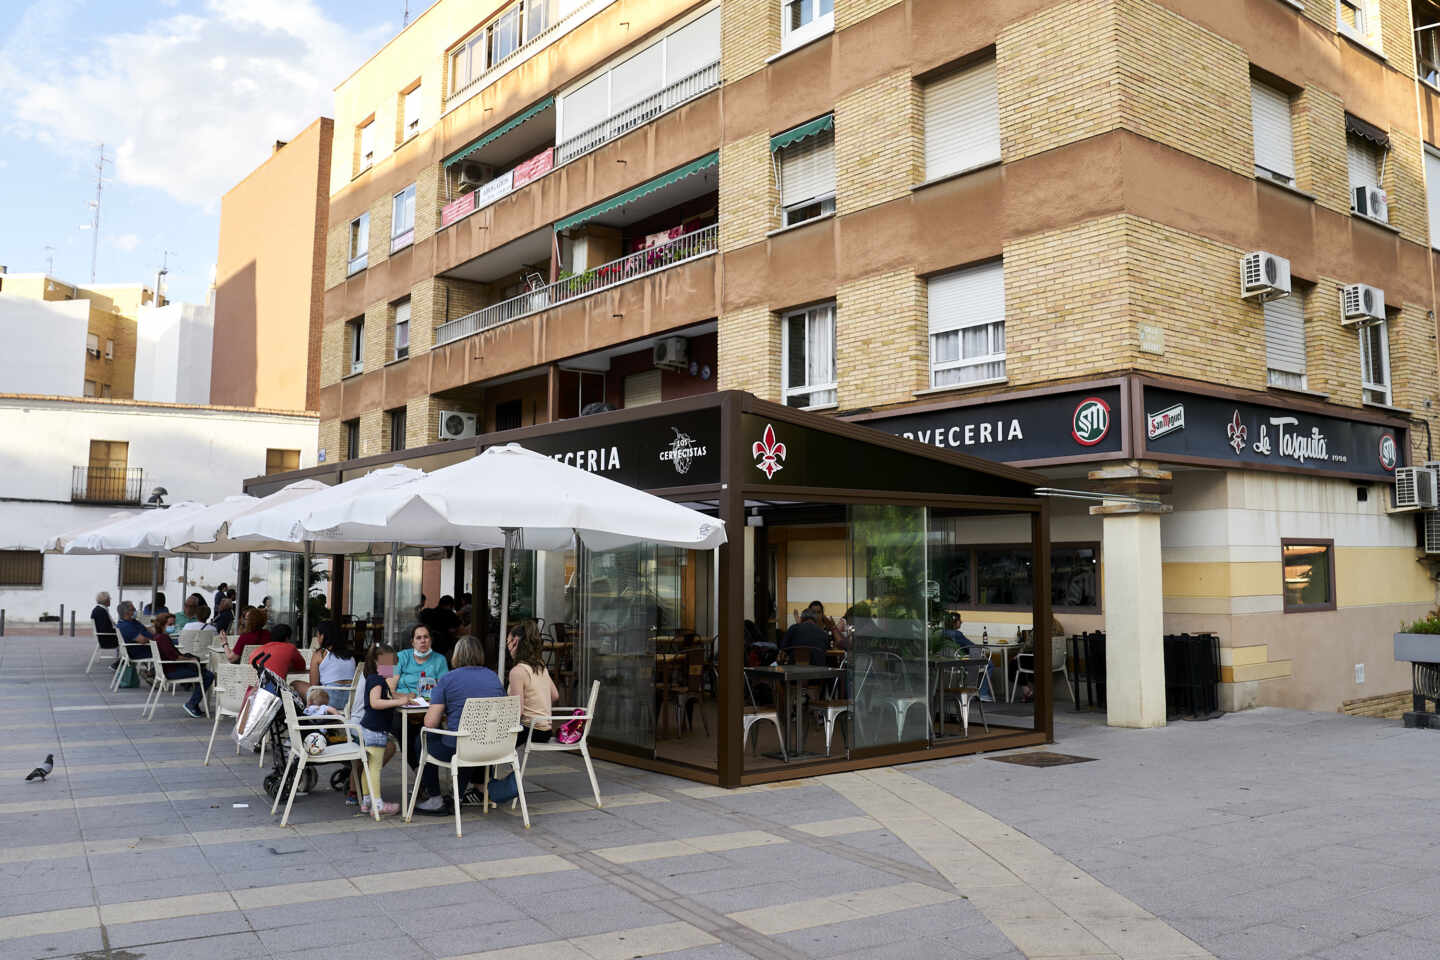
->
[87,440,128,501]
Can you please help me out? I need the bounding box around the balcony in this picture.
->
[435,223,717,346]
[72,466,143,505]
[555,61,721,166]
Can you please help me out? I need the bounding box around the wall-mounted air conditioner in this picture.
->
[1394,466,1438,510]
[438,410,478,440]
[1341,283,1385,326]
[653,336,689,371]
[1240,251,1292,300]
[1353,185,1389,222]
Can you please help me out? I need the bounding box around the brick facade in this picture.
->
[1384,128,1429,247]
[836,271,926,407]
[718,133,774,252]
[1293,86,1351,216]
[835,0,902,31]
[717,305,780,401]
[720,0,779,85]
[834,71,920,216]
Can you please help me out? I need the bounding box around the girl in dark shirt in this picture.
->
[358,643,407,816]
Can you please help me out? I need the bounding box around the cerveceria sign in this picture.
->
[509,408,722,488]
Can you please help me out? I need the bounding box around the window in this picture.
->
[357,120,374,172]
[392,298,411,360]
[782,0,834,51]
[1337,0,1372,44]
[344,419,361,460]
[347,317,365,376]
[101,384,111,398]
[781,303,837,409]
[121,555,156,588]
[923,59,1000,181]
[1426,145,1440,249]
[104,338,114,359]
[85,332,100,357]
[495,399,524,431]
[1264,290,1307,390]
[0,550,43,588]
[928,542,1100,611]
[1359,319,1390,404]
[777,125,835,227]
[388,408,407,452]
[347,213,369,275]
[1281,539,1335,612]
[928,261,1006,388]
[1419,3,1440,86]
[449,0,554,94]
[265,448,300,475]
[402,85,422,140]
[391,185,416,252]
[1347,132,1387,222]
[83,379,98,397]
[1251,80,1295,185]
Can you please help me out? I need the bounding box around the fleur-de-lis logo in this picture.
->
[1226,410,1248,455]
[752,423,786,479]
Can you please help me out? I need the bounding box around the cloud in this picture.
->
[110,233,141,252]
[0,0,392,210]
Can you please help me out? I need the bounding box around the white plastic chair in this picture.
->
[109,639,141,693]
[87,631,120,673]
[205,661,253,765]
[143,642,209,721]
[1012,633,1073,704]
[273,681,378,826]
[519,679,603,808]
[406,696,529,835]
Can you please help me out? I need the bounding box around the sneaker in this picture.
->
[375,801,400,816]
[414,795,447,815]
[344,792,359,806]
[182,703,204,719]
[360,796,371,813]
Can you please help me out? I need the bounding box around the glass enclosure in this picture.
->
[345,551,423,630]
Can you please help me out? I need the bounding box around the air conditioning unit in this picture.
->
[1341,283,1385,326]
[653,336,689,371]
[456,161,490,192]
[1425,512,1440,554]
[1240,251,1292,300]
[86,347,101,358]
[438,410,478,441]
[1353,185,1389,221]
[1394,466,1439,510]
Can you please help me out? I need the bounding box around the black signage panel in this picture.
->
[500,408,722,489]
[861,385,1126,463]
[1139,386,1405,479]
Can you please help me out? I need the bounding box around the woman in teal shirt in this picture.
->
[395,624,449,697]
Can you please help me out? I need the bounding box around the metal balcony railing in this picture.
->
[446,0,616,112]
[434,223,717,346]
[72,466,143,505]
[555,61,722,166]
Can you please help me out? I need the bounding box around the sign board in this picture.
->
[475,169,514,209]
[440,192,476,228]
[512,147,554,188]
[507,408,722,489]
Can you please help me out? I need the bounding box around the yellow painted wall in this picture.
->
[1162,561,1280,599]
[1334,547,1434,607]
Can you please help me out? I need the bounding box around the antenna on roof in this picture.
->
[155,249,176,305]
[402,0,410,26]
[44,245,54,276]
[82,143,112,283]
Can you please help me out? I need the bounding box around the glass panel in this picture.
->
[976,547,1033,607]
[348,556,383,621]
[1282,542,1332,608]
[393,551,423,633]
[848,504,929,749]
[1051,546,1099,609]
[490,4,522,65]
[490,548,537,622]
[579,542,658,756]
[526,0,552,40]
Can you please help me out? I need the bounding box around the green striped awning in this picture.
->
[770,114,833,152]
[443,97,555,168]
[553,152,719,232]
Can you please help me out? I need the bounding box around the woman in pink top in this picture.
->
[506,621,558,743]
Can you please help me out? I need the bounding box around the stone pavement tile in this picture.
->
[1311,929,1438,960]
[273,932,425,960]
[416,916,556,957]
[104,909,255,948]
[991,916,1112,957]
[0,884,96,921]
[514,884,676,939]
[1202,920,1336,960]
[93,872,228,904]
[1084,916,1211,958]
[1277,903,1412,942]
[776,913,926,957]
[99,892,235,926]
[255,911,412,953]
[664,860,897,903]
[243,893,384,930]
[627,851,738,881]
[85,844,218,882]
[658,944,761,960]
[1347,878,1440,918]
[569,920,718,960]
[0,925,105,958]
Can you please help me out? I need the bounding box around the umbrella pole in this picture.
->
[301,542,312,647]
[497,530,514,679]
[116,556,122,605]
[182,556,189,602]
[386,546,398,648]
[150,552,159,615]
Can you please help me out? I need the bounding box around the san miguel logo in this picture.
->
[752,423,786,479]
[1071,397,1111,446]
[659,427,708,476]
[1378,433,1398,471]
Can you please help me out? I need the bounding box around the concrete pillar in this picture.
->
[1097,505,1168,727]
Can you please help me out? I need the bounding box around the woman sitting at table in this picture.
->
[308,621,358,713]
[506,621,559,743]
[227,607,271,663]
[411,634,507,815]
[395,624,448,698]
[148,612,215,718]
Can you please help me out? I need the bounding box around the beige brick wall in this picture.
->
[721,0,780,85]
[406,395,442,449]
[835,71,921,216]
[1377,0,1416,75]
[836,271,926,407]
[1302,278,1358,402]
[836,0,902,30]
[1388,301,1440,461]
[717,305,781,401]
[363,301,390,373]
[719,133,775,252]
[367,193,393,269]
[1293,86,1351,216]
[1298,0,1334,31]
[998,0,1120,163]
[358,409,384,459]
[409,278,439,358]
[1116,0,1251,178]
[318,419,341,465]
[1384,128,1428,246]
[324,221,348,290]
[415,163,442,245]
[319,316,344,389]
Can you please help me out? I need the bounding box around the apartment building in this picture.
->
[306,0,1440,717]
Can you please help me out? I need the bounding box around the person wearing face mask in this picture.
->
[394,624,449,698]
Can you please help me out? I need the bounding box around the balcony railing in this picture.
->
[434,223,717,346]
[446,0,616,113]
[72,466,143,505]
[556,61,722,166]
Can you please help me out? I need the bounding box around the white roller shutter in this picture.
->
[779,132,835,207]
[1347,136,1381,192]
[610,40,663,111]
[928,261,1004,335]
[665,9,720,83]
[1250,81,1294,182]
[924,59,999,181]
[1426,147,1440,249]
[1263,293,1306,377]
[560,74,609,141]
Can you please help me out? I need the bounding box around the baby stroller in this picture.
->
[237,654,355,802]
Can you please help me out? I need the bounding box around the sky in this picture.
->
[0,0,432,305]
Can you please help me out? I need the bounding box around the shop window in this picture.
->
[1281,539,1335,611]
[265,448,300,475]
[393,298,411,360]
[782,0,834,52]
[776,125,835,227]
[928,261,1006,387]
[923,58,999,181]
[1359,319,1390,404]
[928,527,1101,612]
[0,550,43,587]
[781,303,837,409]
[1264,290,1307,390]
[388,407,407,452]
[348,213,369,275]
[1251,79,1295,186]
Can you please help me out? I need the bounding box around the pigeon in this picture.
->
[25,754,53,782]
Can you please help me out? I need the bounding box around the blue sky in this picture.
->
[0,1,431,305]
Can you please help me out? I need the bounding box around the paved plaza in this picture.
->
[1,631,1437,960]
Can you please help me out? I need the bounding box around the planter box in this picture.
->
[1394,632,1440,663]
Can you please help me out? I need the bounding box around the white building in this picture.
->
[133,302,215,405]
[0,296,90,396]
[0,394,317,623]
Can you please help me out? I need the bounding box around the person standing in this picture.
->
[213,583,228,612]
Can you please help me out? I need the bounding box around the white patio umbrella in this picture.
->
[43,510,142,608]
[62,502,211,614]
[298,444,727,675]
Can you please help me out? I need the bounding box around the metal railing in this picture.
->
[72,466,143,504]
[446,0,616,111]
[434,223,717,346]
[556,61,722,166]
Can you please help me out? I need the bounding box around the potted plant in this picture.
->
[1394,609,1440,663]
